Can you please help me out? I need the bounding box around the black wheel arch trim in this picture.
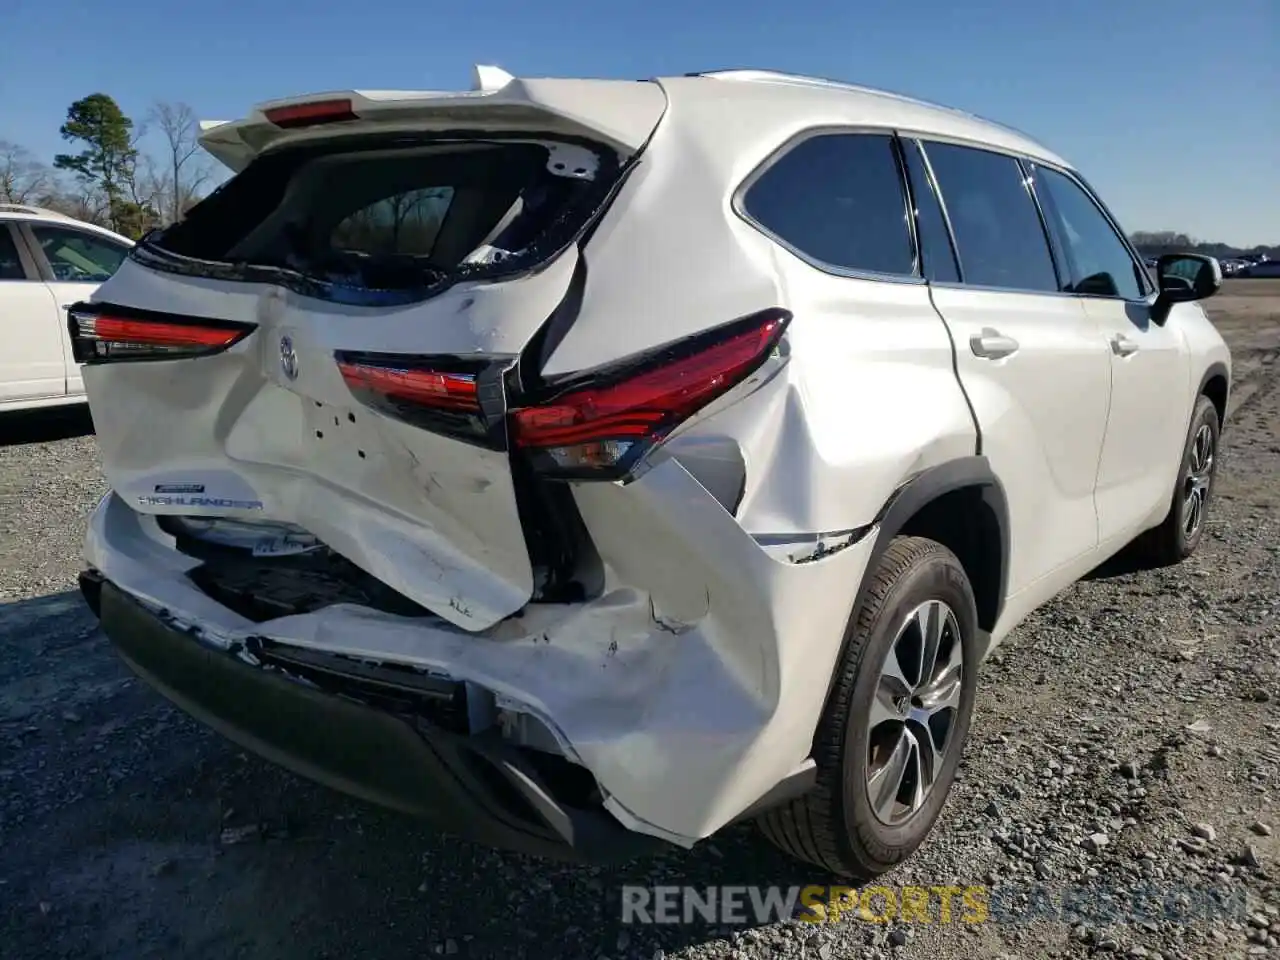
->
[817,456,1010,720]
[866,455,1010,628]
[1195,361,1230,425]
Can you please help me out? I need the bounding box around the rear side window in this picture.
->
[30,225,129,282]
[1030,164,1148,300]
[741,133,916,277]
[0,227,26,280]
[922,142,1059,293]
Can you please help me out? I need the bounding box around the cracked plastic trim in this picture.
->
[752,525,875,564]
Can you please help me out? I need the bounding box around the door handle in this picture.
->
[1110,334,1140,358]
[970,328,1020,360]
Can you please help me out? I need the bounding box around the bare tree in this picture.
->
[148,101,212,224]
[0,140,54,205]
[55,185,110,226]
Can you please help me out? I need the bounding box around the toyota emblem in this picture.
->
[279,335,298,380]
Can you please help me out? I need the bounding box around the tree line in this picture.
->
[1129,231,1278,262]
[1,93,215,239]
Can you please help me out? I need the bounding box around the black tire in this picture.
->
[757,535,980,879]
[1136,394,1221,566]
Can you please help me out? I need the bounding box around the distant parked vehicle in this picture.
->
[1242,260,1280,278]
[0,204,133,412]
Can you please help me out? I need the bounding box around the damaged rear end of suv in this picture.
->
[77,65,977,874]
[75,66,872,862]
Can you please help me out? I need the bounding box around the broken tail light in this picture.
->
[335,352,502,445]
[67,303,257,363]
[510,308,791,480]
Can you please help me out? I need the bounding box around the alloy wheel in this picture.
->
[865,599,964,826]
[1183,423,1215,538]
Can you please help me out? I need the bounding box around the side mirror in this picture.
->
[1151,253,1222,325]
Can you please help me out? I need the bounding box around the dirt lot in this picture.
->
[1,281,1277,960]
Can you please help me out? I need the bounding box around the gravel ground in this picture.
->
[1,280,1277,960]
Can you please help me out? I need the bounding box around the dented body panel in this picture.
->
[86,247,588,630]
[85,476,876,843]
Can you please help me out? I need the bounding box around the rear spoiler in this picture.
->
[197,64,668,173]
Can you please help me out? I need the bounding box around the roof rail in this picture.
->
[694,69,1040,144]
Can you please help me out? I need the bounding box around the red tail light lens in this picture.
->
[511,308,790,479]
[68,304,256,363]
[263,99,358,128]
[337,362,479,412]
[335,352,499,445]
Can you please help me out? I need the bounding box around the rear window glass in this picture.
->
[147,140,609,297]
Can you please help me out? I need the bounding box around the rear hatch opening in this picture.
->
[123,125,632,611]
[134,134,624,306]
[74,113,644,627]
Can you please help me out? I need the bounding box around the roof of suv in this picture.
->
[682,70,1069,168]
[197,65,1070,177]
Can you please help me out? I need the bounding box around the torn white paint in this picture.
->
[85,481,877,843]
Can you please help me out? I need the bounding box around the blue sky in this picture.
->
[2,0,1276,245]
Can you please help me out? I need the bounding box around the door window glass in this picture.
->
[901,140,960,282]
[922,142,1059,292]
[1032,165,1147,299]
[31,225,129,282]
[0,228,27,280]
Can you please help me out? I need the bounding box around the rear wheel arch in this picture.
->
[811,456,1008,742]
[759,459,1009,875]
[863,456,1009,634]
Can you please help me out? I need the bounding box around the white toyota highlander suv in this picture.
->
[73,66,1231,879]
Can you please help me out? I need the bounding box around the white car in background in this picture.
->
[0,204,133,412]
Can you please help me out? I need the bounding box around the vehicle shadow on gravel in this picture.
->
[1080,543,1159,581]
[0,589,847,960]
[0,407,94,447]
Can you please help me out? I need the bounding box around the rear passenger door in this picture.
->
[1026,163,1191,543]
[0,221,66,404]
[912,139,1112,603]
